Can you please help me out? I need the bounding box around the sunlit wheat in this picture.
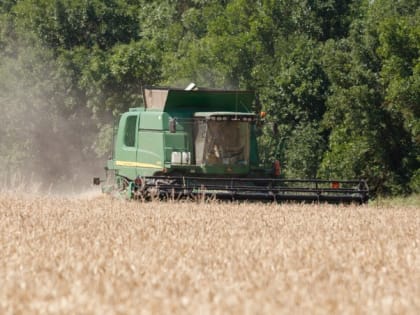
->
[0,193,419,314]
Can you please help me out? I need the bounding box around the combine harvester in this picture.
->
[94,85,369,203]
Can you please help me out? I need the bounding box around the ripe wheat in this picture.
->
[0,193,419,314]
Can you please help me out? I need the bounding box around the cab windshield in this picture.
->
[194,120,250,166]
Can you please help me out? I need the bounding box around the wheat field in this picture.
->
[0,192,419,314]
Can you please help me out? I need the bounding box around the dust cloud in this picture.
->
[0,69,109,196]
[0,103,107,195]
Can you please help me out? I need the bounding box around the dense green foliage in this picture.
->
[0,0,418,194]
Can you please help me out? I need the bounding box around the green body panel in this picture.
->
[110,87,265,181]
[138,131,165,175]
[200,164,250,175]
[139,111,170,130]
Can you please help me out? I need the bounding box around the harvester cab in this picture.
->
[193,112,254,168]
[94,86,369,203]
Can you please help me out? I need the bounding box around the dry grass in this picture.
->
[0,193,419,314]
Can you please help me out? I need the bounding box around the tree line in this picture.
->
[0,0,418,195]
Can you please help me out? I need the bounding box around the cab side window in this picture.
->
[124,115,137,147]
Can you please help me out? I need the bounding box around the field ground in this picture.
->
[0,192,419,314]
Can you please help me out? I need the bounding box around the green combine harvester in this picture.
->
[94,85,369,203]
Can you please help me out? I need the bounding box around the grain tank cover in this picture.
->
[143,87,255,112]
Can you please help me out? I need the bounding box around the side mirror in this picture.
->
[169,118,176,133]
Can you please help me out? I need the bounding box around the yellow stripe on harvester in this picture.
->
[115,160,162,169]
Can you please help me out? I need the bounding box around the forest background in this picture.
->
[0,0,418,196]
